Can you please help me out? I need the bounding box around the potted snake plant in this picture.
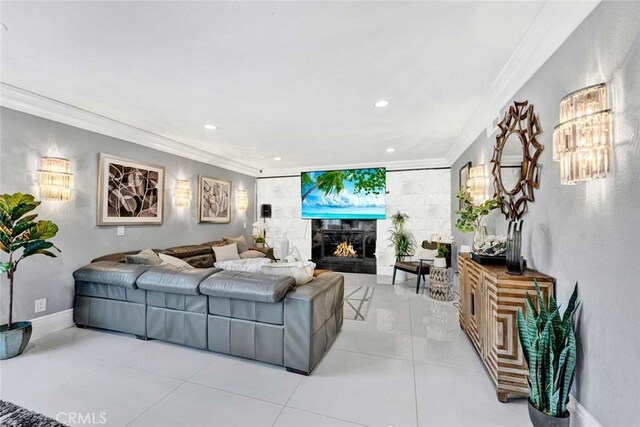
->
[516,281,579,427]
[0,193,60,360]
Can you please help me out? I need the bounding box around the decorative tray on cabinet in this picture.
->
[470,253,506,265]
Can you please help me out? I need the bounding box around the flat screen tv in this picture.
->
[301,168,386,219]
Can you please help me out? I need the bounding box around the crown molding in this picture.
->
[258,157,449,178]
[444,0,600,166]
[0,83,260,177]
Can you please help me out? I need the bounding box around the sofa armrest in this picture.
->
[283,272,344,374]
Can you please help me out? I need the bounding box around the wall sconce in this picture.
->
[38,157,74,201]
[552,83,612,185]
[467,165,486,204]
[237,189,249,212]
[174,179,192,208]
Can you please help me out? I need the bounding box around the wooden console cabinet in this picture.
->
[458,254,554,402]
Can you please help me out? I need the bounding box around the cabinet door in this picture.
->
[465,263,482,354]
[483,275,499,386]
[457,257,467,328]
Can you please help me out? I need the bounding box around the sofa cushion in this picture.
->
[73,261,150,289]
[136,266,221,295]
[125,248,163,265]
[200,270,295,303]
[213,243,240,262]
[239,250,267,259]
[165,245,212,259]
[224,235,249,254]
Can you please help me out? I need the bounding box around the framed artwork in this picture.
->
[97,153,165,225]
[198,176,231,223]
[458,161,472,209]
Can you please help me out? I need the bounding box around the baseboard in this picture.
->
[29,309,74,341]
[569,395,602,427]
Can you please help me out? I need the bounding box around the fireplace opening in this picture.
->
[311,219,376,274]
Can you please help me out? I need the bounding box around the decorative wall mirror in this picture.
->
[491,100,543,221]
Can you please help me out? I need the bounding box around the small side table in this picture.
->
[429,266,453,301]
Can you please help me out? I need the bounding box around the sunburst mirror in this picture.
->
[491,101,544,221]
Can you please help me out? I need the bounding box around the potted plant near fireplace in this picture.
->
[517,281,579,427]
[388,211,414,280]
[0,193,60,360]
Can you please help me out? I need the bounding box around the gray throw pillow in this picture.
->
[239,250,266,259]
[125,248,163,265]
[223,235,249,254]
[213,243,241,262]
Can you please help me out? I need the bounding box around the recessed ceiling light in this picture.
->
[386,148,395,153]
[204,124,216,130]
[374,100,389,108]
[273,157,281,161]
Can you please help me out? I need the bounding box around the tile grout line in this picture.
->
[408,289,420,427]
[124,380,187,426]
[270,376,304,427]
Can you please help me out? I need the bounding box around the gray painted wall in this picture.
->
[0,107,256,324]
[450,3,640,425]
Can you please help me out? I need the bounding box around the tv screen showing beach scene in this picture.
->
[301,168,386,219]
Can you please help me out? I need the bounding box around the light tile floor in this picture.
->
[0,273,530,427]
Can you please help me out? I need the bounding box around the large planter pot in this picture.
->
[0,321,32,360]
[528,401,570,427]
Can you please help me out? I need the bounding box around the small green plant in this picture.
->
[388,211,415,260]
[436,244,449,258]
[516,281,579,418]
[455,188,502,233]
[0,193,60,331]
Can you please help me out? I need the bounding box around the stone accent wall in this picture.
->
[256,169,451,273]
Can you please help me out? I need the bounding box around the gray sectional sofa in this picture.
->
[73,242,344,375]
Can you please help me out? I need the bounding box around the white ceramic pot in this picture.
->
[433,257,447,268]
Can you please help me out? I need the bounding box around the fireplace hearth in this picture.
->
[311,219,376,274]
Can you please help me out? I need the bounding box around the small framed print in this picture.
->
[198,176,231,223]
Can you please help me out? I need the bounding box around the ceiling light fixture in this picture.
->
[273,157,281,161]
[386,148,395,153]
[374,100,389,108]
[204,124,217,130]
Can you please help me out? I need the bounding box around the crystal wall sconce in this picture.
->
[174,179,192,208]
[236,189,249,212]
[552,83,612,185]
[467,165,487,204]
[38,157,74,201]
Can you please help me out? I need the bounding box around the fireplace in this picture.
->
[311,219,376,274]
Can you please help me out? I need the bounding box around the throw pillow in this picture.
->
[125,249,163,265]
[214,258,271,273]
[158,253,193,269]
[213,242,240,262]
[223,235,249,254]
[239,250,266,259]
[415,248,438,261]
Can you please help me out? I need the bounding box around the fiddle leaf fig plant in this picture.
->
[455,188,502,233]
[516,281,579,418]
[0,193,60,331]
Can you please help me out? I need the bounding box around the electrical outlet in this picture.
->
[117,226,125,236]
[35,298,46,313]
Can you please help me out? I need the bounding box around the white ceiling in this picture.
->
[0,1,598,176]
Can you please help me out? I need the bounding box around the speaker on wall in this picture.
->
[261,204,272,218]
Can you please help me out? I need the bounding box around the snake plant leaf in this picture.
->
[525,291,539,320]
[561,284,579,335]
[560,329,577,415]
[535,280,549,330]
[517,309,532,366]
